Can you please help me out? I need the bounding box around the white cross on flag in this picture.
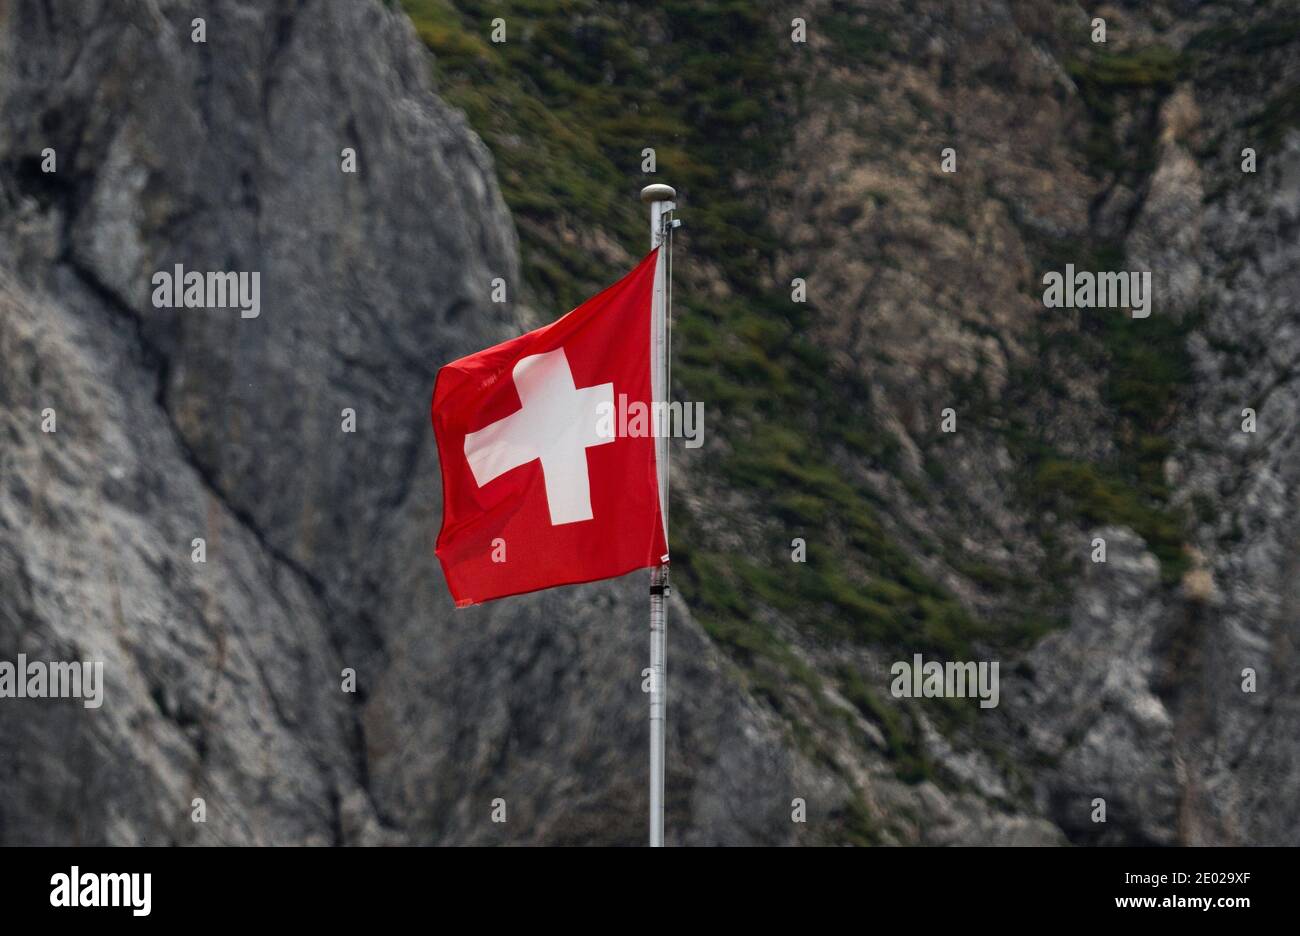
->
[463,348,614,525]
[431,249,668,606]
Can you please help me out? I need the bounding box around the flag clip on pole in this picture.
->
[641,182,675,847]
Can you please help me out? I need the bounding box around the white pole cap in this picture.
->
[640,183,676,203]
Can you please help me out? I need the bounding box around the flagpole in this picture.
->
[641,182,675,847]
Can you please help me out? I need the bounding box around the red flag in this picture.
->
[432,249,668,606]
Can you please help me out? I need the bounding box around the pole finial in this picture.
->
[640,183,676,204]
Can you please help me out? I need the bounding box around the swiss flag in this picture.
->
[432,249,668,606]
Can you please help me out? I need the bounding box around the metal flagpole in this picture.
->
[641,183,675,847]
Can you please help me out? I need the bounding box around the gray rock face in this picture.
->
[1010,528,1179,845]
[1164,125,1300,846]
[0,0,828,844]
[1017,63,1300,847]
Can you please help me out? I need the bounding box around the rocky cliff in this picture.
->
[1,0,1297,845]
